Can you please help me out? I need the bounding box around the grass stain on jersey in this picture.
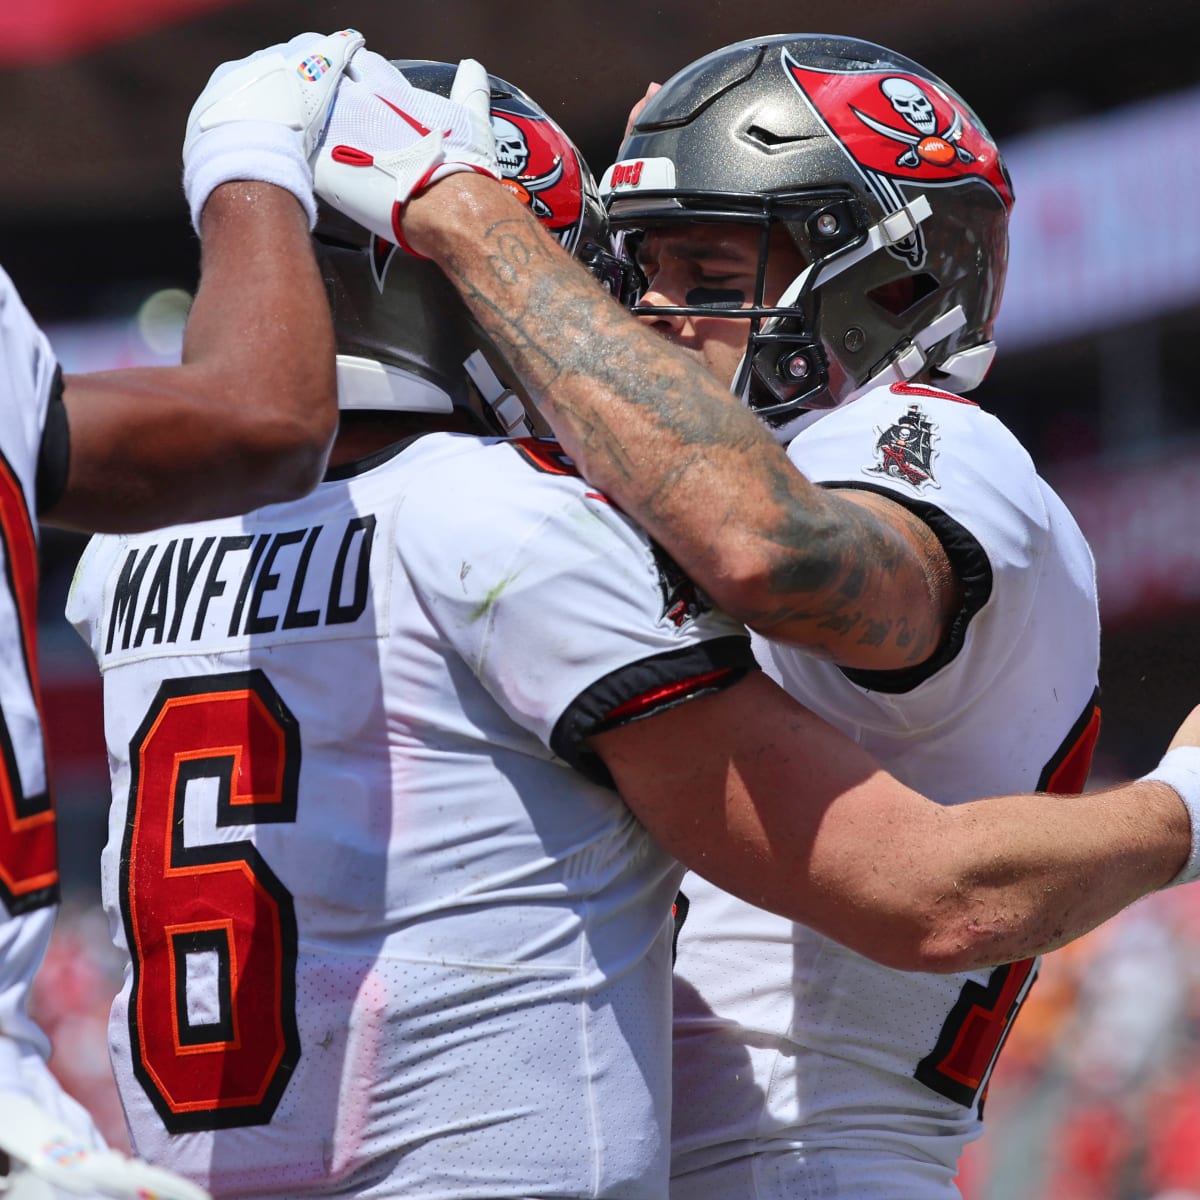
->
[470,573,520,622]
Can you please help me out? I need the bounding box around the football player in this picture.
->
[0,29,359,1199]
[336,36,1200,1200]
[66,46,1200,1200]
[595,37,1092,1200]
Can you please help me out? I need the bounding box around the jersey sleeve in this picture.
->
[35,369,69,516]
[786,382,1070,710]
[396,438,756,777]
[0,268,59,512]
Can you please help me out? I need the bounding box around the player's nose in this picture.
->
[635,279,691,335]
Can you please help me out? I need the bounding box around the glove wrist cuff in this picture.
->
[184,120,316,233]
[394,164,499,258]
[424,161,498,186]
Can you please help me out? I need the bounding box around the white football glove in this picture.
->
[313,52,499,252]
[0,1092,209,1200]
[182,28,365,232]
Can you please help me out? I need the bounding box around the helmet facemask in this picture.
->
[610,186,938,427]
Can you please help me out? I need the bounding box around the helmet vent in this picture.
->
[745,124,811,149]
[868,271,938,317]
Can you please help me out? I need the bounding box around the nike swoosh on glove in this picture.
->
[182,28,365,232]
[0,1090,211,1199]
[313,53,499,254]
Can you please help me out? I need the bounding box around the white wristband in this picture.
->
[1142,746,1200,887]
[183,119,315,233]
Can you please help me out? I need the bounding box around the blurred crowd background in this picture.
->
[5,1,1200,1196]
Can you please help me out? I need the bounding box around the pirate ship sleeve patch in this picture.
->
[862,400,944,493]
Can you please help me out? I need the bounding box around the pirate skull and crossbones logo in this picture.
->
[490,114,565,219]
[852,77,977,170]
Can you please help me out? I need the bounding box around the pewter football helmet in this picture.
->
[602,35,1014,437]
[315,60,613,434]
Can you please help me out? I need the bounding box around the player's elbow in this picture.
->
[847,917,996,975]
[694,546,788,630]
[892,924,999,975]
[229,383,338,504]
[697,521,847,639]
[830,869,1025,974]
[250,412,337,501]
[876,896,1034,975]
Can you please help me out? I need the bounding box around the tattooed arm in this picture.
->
[403,176,955,670]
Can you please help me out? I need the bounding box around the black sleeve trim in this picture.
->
[551,635,758,787]
[36,365,70,516]
[1036,687,1102,793]
[818,480,994,695]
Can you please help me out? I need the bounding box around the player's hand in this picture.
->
[0,1091,211,1200]
[313,53,499,251]
[1169,705,1200,752]
[182,29,365,231]
[624,82,661,139]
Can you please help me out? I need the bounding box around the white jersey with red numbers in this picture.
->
[670,381,1101,1200]
[0,267,110,1151]
[67,428,756,1200]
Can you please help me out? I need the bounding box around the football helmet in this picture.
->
[315,60,615,434]
[601,34,1014,437]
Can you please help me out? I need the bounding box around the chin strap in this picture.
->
[463,351,534,436]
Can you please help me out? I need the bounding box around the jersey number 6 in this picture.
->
[121,671,301,1132]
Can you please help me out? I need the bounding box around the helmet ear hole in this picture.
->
[867,271,939,317]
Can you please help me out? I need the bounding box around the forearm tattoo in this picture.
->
[438,214,945,666]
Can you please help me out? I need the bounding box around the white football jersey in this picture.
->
[0,268,113,1170]
[671,382,1101,1200]
[68,430,755,1200]
[0,267,64,1070]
